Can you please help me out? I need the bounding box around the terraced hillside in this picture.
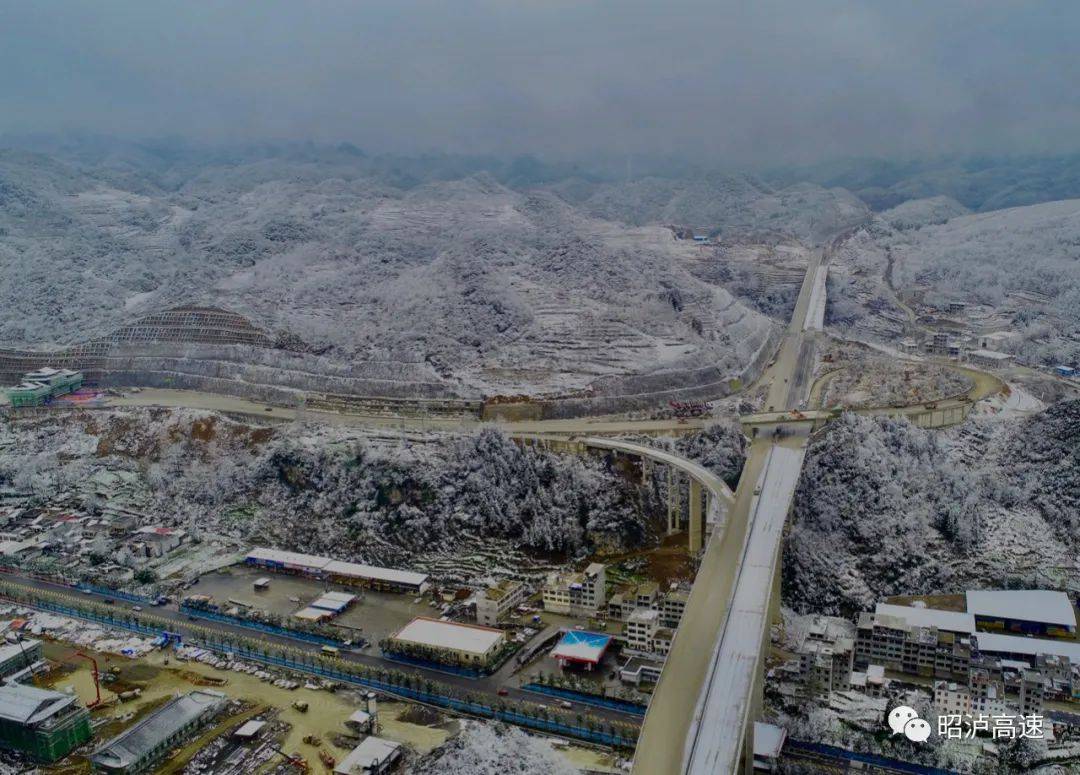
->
[0,150,786,409]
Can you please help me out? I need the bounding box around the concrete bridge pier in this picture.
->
[689,479,703,554]
[667,468,680,535]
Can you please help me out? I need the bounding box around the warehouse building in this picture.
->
[0,638,43,680]
[386,617,507,668]
[0,683,93,762]
[967,349,1012,370]
[334,736,402,774]
[243,548,429,594]
[966,590,1077,638]
[90,689,225,774]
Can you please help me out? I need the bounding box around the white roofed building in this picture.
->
[875,603,976,635]
[386,617,507,669]
[243,547,428,593]
[966,589,1076,638]
[334,736,401,775]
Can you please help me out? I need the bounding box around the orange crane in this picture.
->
[73,651,103,708]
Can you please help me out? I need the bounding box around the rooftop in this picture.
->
[0,637,40,665]
[969,349,1012,360]
[966,590,1076,628]
[753,722,786,760]
[233,720,266,739]
[391,617,505,656]
[482,578,523,602]
[975,632,1080,663]
[245,547,428,587]
[323,559,429,587]
[0,683,78,726]
[334,736,401,775]
[551,630,613,665]
[91,690,225,770]
[876,603,976,634]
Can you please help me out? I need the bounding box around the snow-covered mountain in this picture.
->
[828,198,1080,365]
[880,195,970,230]
[0,150,784,399]
[783,401,1080,615]
[550,174,870,244]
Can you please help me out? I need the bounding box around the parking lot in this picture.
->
[193,564,434,646]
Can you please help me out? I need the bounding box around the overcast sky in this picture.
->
[2,1,1077,164]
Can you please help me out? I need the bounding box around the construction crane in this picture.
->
[271,746,308,772]
[73,651,102,708]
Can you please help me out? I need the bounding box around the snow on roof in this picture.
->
[310,592,356,612]
[0,638,40,665]
[752,722,786,759]
[334,736,401,774]
[876,603,976,634]
[551,630,613,665]
[348,709,371,725]
[969,349,1012,360]
[246,547,330,570]
[0,683,76,725]
[966,590,1076,628]
[391,617,505,656]
[245,547,427,587]
[293,607,331,621]
[92,690,225,770]
[975,632,1080,662]
[135,525,184,537]
[233,720,266,739]
[323,559,428,588]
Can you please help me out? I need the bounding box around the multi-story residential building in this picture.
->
[968,668,1009,716]
[855,611,972,680]
[634,581,659,610]
[607,592,633,622]
[626,608,660,653]
[651,627,675,658]
[799,637,854,694]
[1020,670,1046,716]
[474,579,527,627]
[661,590,689,629]
[933,681,973,718]
[542,563,606,616]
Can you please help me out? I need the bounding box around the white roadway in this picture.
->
[631,248,823,775]
[685,442,806,774]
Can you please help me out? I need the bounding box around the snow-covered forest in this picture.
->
[783,400,1080,615]
[827,198,1080,366]
[0,408,661,574]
